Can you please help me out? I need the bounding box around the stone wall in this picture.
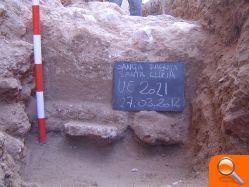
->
[22,1,207,147]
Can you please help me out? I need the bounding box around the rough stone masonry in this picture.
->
[33,1,206,145]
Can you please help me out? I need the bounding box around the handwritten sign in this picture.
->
[112,61,186,112]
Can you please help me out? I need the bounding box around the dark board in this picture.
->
[112,61,186,112]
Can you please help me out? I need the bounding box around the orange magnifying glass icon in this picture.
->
[217,157,244,185]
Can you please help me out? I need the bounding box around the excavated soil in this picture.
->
[21,132,207,187]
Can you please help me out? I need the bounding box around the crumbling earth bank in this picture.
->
[143,0,249,165]
[166,0,249,166]
[0,0,34,185]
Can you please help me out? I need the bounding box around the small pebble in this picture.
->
[131,168,138,172]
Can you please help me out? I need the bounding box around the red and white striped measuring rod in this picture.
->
[32,0,46,143]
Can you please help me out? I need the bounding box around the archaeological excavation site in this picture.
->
[0,0,248,186]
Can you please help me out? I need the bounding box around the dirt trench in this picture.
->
[1,0,248,186]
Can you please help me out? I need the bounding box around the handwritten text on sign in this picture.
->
[112,61,186,112]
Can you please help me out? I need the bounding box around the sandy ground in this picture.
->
[21,132,208,187]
